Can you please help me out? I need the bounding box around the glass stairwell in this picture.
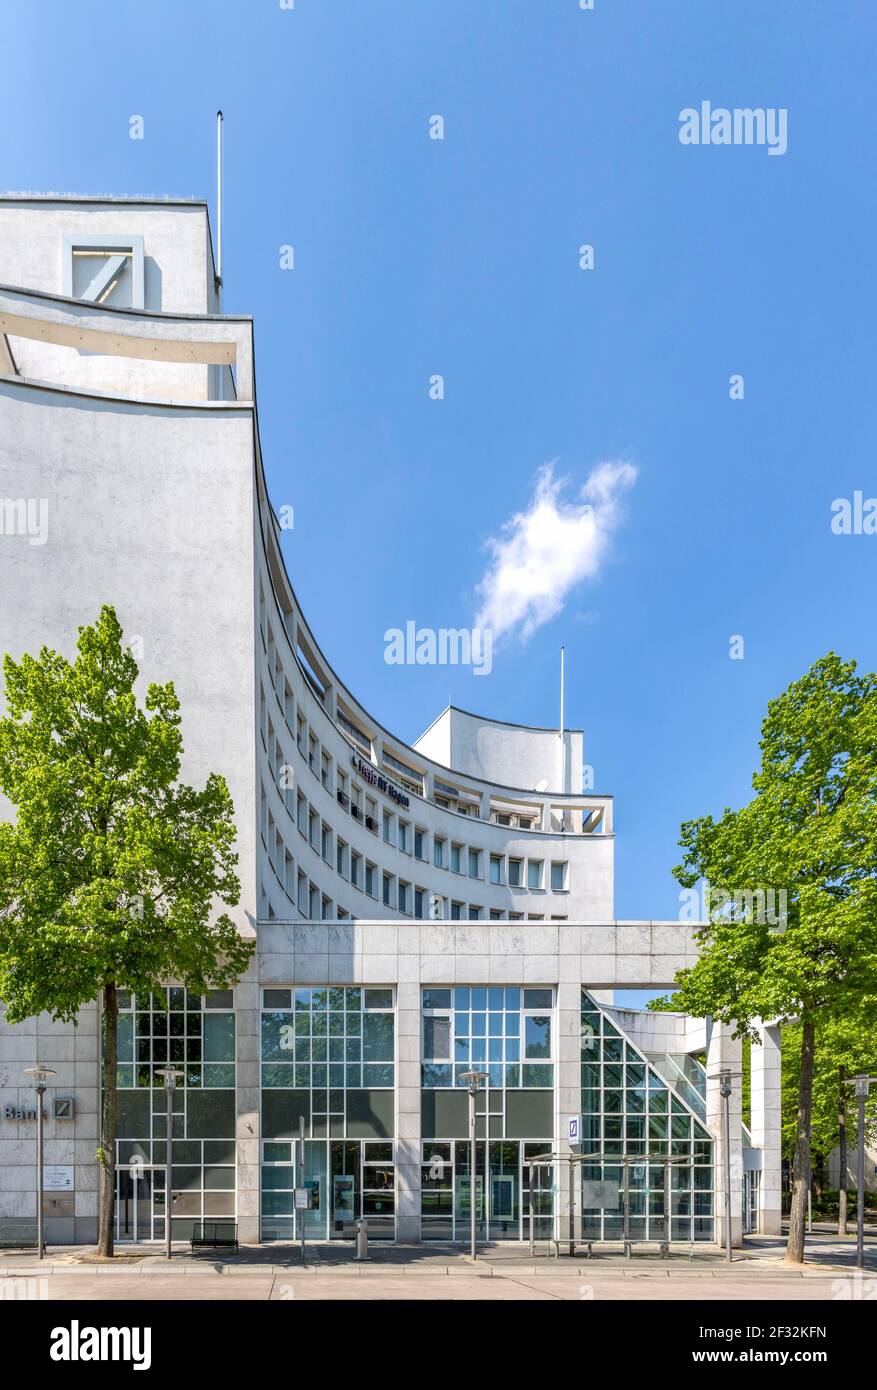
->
[645,1050,753,1147]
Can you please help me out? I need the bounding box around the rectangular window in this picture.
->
[350,851,361,888]
[524,1015,551,1059]
[508,858,523,888]
[321,824,332,862]
[382,874,394,908]
[398,820,409,853]
[468,849,480,879]
[489,855,503,885]
[434,837,446,869]
[424,1016,451,1060]
[451,843,462,874]
[284,850,294,897]
[383,810,393,844]
[527,860,543,890]
[414,887,425,917]
[398,881,409,914]
[336,840,347,877]
[365,863,377,898]
[550,861,567,892]
[450,901,462,920]
[414,828,425,860]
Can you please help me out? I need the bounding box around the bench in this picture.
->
[189,1220,238,1251]
[623,1239,670,1259]
[0,1219,46,1254]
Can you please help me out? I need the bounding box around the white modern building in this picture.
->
[0,194,782,1247]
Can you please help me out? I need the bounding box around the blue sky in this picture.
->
[4,2,876,986]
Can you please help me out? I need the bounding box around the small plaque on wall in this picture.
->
[43,1165,74,1192]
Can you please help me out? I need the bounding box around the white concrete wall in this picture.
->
[0,381,259,933]
[0,199,215,313]
[415,706,585,797]
[0,199,220,401]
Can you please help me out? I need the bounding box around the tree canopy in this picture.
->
[660,653,877,1260]
[0,606,254,1253]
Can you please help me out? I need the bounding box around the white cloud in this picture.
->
[474,460,637,643]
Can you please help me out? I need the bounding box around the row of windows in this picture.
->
[259,768,570,921]
[257,621,576,918]
[258,735,570,919]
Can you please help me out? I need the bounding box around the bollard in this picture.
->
[355,1218,369,1261]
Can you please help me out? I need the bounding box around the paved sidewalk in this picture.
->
[0,1232,873,1300]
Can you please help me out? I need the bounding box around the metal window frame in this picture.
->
[61,234,145,309]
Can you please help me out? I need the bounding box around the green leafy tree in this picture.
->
[0,607,253,1256]
[664,653,877,1263]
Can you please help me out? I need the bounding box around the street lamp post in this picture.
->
[460,1070,489,1260]
[846,1074,876,1271]
[23,1066,56,1261]
[708,1067,744,1263]
[155,1067,185,1261]
[719,1069,733,1264]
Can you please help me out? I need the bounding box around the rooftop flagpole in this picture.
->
[216,110,224,288]
[560,645,566,791]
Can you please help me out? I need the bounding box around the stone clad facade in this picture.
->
[0,195,781,1247]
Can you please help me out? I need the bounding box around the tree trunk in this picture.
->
[838,1066,848,1237]
[96,982,117,1257]
[785,1014,815,1264]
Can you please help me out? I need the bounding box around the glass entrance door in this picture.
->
[329,1141,360,1238]
[743,1170,759,1234]
[116,1166,163,1242]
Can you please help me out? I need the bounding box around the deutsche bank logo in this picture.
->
[569,1117,580,1143]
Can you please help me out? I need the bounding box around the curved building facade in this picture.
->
[0,194,782,1248]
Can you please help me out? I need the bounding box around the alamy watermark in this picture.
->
[679,878,788,934]
[1,1276,48,1300]
[679,102,788,156]
[1,497,48,546]
[831,491,877,535]
[384,622,493,676]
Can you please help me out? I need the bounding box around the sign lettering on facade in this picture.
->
[350,754,410,809]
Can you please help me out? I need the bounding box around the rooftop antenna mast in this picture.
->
[559,646,566,794]
[216,110,224,291]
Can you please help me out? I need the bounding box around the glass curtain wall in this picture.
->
[421,986,555,1241]
[111,987,237,1241]
[260,986,396,1240]
[579,991,715,1242]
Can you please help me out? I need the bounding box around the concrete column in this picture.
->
[235,968,261,1244]
[555,980,581,1245]
[395,978,421,1243]
[705,1019,743,1248]
[750,1021,783,1235]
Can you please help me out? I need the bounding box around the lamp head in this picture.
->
[155,1066,185,1091]
[23,1065,56,1090]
